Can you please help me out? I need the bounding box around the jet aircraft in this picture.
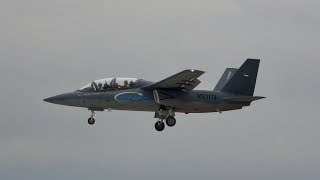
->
[44,59,265,131]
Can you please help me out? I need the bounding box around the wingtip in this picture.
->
[187,69,205,74]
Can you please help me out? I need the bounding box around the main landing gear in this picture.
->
[166,116,176,127]
[155,121,165,131]
[154,116,176,131]
[154,106,176,132]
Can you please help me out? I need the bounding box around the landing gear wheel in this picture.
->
[88,117,95,125]
[166,116,176,127]
[155,121,165,131]
[87,109,96,125]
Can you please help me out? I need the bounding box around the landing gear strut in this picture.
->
[154,106,176,131]
[88,110,95,125]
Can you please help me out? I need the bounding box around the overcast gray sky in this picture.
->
[0,0,319,179]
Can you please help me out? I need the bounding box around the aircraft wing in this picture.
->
[142,69,205,91]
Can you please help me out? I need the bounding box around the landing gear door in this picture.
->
[153,90,160,104]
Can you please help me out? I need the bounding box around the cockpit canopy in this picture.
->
[79,78,139,92]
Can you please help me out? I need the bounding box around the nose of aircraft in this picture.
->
[43,92,78,105]
[44,94,67,104]
[43,97,55,103]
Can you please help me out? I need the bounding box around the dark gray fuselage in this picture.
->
[44,59,264,129]
[45,86,245,114]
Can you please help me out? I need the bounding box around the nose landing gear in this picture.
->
[86,108,104,125]
[88,110,95,125]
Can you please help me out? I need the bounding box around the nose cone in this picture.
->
[43,94,67,104]
[43,92,79,106]
[43,97,55,103]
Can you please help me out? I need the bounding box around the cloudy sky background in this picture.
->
[0,0,319,179]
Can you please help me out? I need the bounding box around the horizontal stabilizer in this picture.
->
[223,96,265,104]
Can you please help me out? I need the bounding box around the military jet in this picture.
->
[44,59,265,131]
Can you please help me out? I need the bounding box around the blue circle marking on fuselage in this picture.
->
[114,92,153,102]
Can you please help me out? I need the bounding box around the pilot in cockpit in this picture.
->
[98,83,103,90]
[121,80,129,89]
[129,80,136,88]
[103,81,110,90]
[110,78,118,89]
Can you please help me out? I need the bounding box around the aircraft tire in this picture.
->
[88,117,95,125]
[155,121,165,131]
[166,116,176,127]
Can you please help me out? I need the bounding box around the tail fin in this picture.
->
[214,68,238,91]
[220,59,260,96]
